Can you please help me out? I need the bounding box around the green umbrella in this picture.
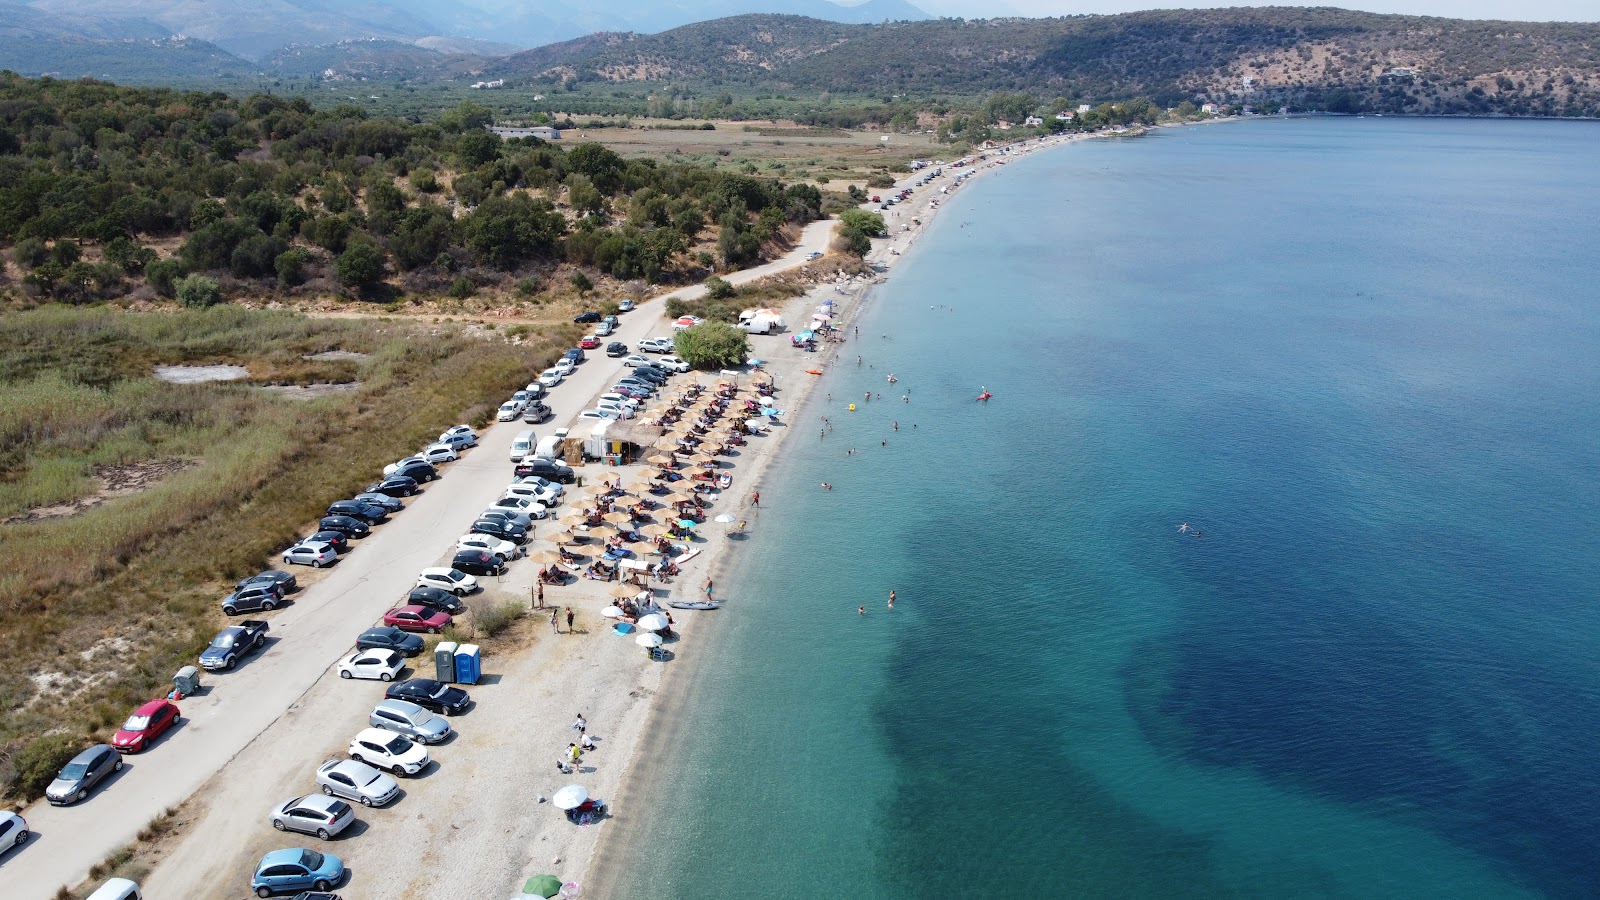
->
[525,875,563,898]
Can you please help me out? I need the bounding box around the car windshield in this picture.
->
[382,735,413,754]
[443,570,465,583]
[300,849,324,869]
[210,634,234,648]
[60,763,88,779]
[123,715,151,731]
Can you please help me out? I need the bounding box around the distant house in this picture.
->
[1023,115,1043,127]
[471,79,506,89]
[490,126,560,140]
[1054,112,1074,121]
[1387,67,1416,78]
[1201,102,1220,114]
[1077,104,1092,113]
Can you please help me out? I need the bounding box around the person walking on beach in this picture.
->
[550,608,560,634]
[573,713,587,734]
[705,578,714,600]
[752,491,760,508]
[566,608,575,632]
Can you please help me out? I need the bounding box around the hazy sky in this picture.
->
[910,0,1599,22]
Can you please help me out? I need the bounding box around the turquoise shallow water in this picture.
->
[616,118,1600,898]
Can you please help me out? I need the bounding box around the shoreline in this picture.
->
[577,126,1100,896]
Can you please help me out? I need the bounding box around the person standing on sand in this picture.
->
[705,578,714,600]
[752,491,760,508]
[566,608,575,632]
[535,582,545,610]
[573,713,587,734]
[550,608,560,634]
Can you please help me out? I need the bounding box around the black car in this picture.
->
[573,311,602,324]
[471,518,528,544]
[521,401,552,424]
[310,530,351,553]
[407,586,465,615]
[353,492,404,513]
[451,549,505,577]
[513,459,576,483]
[318,515,370,537]
[394,461,438,483]
[564,347,586,363]
[236,570,298,594]
[630,366,669,383]
[356,626,425,657]
[605,341,627,357]
[385,679,471,716]
[327,500,388,524]
[367,475,420,497]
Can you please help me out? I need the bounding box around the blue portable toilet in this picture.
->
[434,641,458,683]
[454,643,481,685]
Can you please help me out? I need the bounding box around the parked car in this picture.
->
[609,384,651,401]
[309,531,351,553]
[251,848,344,897]
[348,728,429,776]
[806,250,823,260]
[326,500,388,524]
[593,322,614,337]
[355,626,424,656]
[512,390,535,404]
[503,482,560,505]
[406,585,465,615]
[629,365,669,382]
[337,649,405,681]
[416,567,478,596]
[421,443,458,464]
[597,392,641,410]
[470,517,527,545]
[200,620,269,670]
[565,346,586,363]
[440,425,477,444]
[578,335,600,349]
[369,699,451,745]
[383,455,426,477]
[385,678,471,716]
[617,299,635,312]
[353,491,403,513]
[639,337,673,353]
[46,744,121,805]
[594,400,633,419]
[384,605,452,633]
[496,400,524,421]
[537,368,564,387]
[366,475,419,497]
[392,461,437,484]
[553,358,576,376]
[478,507,534,530]
[579,408,619,421]
[317,515,369,537]
[0,810,26,854]
[112,699,180,753]
[521,401,552,423]
[605,341,628,357]
[602,314,619,328]
[620,354,651,368]
[271,794,354,840]
[237,570,297,594]
[573,310,602,323]
[457,533,520,561]
[514,459,576,483]
[614,378,657,394]
[513,474,565,496]
[450,549,504,576]
[222,584,284,616]
[657,355,691,373]
[490,495,547,518]
[316,759,398,808]
[522,382,547,399]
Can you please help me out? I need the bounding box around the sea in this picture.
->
[611,117,1600,899]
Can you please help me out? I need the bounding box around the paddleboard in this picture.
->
[668,600,723,611]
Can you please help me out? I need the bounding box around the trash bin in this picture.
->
[433,641,458,683]
[172,666,201,699]
[454,643,481,685]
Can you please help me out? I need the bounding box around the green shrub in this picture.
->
[703,275,736,299]
[866,173,897,188]
[13,734,80,800]
[175,274,223,308]
[145,259,186,298]
[474,600,526,638]
[335,242,384,288]
[673,321,749,370]
[448,277,474,298]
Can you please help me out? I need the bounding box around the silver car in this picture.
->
[369,699,452,744]
[271,793,355,840]
[316,758,399,807]
[46,744,121,805]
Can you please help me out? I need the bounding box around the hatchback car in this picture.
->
[316,758,399,808]
[317,515,369,537]
[270,794,354,840]
[602,314,619,328]
[522,382,547,399]
[421,443,459,464]
[369,698,452,745]
[415,567,477,596]
[617,299,635,312]
[537,368,564,387]
[496,400,524,421]
[349,728,430,776]
[281,539,337,568]
[440,424,477,443]
[383,455,426,477]
[457,533,520,561]
[46,744,121,805]
[355,626,424,656]
[553,357,576,376]
[392,462,437,484]
[620,354,651,368]
[0,810,26,854]
[252,847,344,897]
[385,678,471,716]
[337,649,405,682]
[112,699,180,753]
[352,492,403,513]
[605,341,628,357]
[521,401,552,423]
[407,585,465,614]
[593,321,614,337]
[451,549,505,577]
[383,605,452,633]
[309,530,351,553]
[237,570,298,594]
[578,335,599,350]
[326,500,387,524]
[366,475,419,497]
[470,518,528,544]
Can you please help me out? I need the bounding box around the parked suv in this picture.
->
[369,698,452,744]
[514,459,576,484]
[326,500,388,524]
[222,584,284,615]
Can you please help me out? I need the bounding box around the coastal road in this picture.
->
[8,216,836,899]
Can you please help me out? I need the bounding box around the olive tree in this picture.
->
[673,322,749,370]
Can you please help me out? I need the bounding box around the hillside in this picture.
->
[497,9,1600,117]
[261,39,491,79]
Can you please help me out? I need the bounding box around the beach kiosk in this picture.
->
[453,643,481,685]
[433,641,458,683]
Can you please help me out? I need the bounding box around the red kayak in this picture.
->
[977,392,992,402]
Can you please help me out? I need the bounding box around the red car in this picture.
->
[112,699,180,753]
[579,336,600,350]
[383,604,452,633]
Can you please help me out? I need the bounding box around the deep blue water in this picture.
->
[616,118,1600,898]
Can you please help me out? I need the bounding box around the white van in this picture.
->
[533,435,562,461]
[509,430,535,462]
[87,879,142,900]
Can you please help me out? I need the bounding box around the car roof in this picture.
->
[321,757,378,777]
[261,848,309,865]
[71,743,113,763]
[374,698,424,715]
[354,727,402,743]
[290,793,346,812]
[133,698,171,715]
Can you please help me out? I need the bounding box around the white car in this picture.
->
[422,443,458,464]
[489,495,547,519]
[806,250,823,260]
[338,649,405,682]
[638,338,673,353]
[594,400,633,419]
[578,408,619,421]
[503,482,561,505]
[620,355,652,368]
[348,728,430,777]
[538,368,564,387]
[514,475,565,496]
[496,400,524,421]
[553,358,576,376]
[594,322,614,336]
[283,540,338,567]
[1,810,28,852]
[383,456,426,476]
[457,533,520,561]
[657,355,691,373]
[440,425,477,446]
[416,567,478,596]
[618,299,635,312]
[597,392,641,409]
[512,390,534,404]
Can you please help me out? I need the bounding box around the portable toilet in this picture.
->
[433,641,458,683]
[172,666,201,699]
[454,644,481,685]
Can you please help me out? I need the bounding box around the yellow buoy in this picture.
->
[848,403,857,411]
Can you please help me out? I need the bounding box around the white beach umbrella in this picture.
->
[601,606,624,619]
[636,613,669,632]
[552,784,588,810]
[714,514,736,523]
[635,632,664,648]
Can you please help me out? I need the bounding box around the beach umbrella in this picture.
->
[677,518,698,530]
[560,883,583,898]
[524,875,564,898]
[635,632,663,648]
[609,583,645,599]
[640,523,671,536]
[647,454,674,465]
[529,550,564,564]
[601,605,624,619]
[654,436,680,450]
[637,613,669,632]
[581,484,611,495]
[548,531,577,545]
[714,514,736,523]
[552,784,588,810]
[602,511,632,524]
[589,524,618,539]
[667,482,696,495]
